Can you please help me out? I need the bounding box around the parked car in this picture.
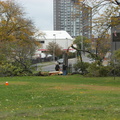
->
[57,58,64,64]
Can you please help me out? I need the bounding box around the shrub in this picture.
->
[74,61,90,74]
[87,62,112,77]
[86,62,99,77]
[109,62,120,76]
[0,62,21,76]
[0,62,33,77]
[99,66,112,77]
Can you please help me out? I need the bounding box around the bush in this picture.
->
[109,61,120,76]
[0,62,33,77]
[86,62,99,77]
[0,62,21,76]
[87,62,112,77]
[74,61,90,74]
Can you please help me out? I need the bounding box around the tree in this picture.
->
[46,41,63,60]
[75,0,120,36]
[0,0,40,75]
[78,0,120,9]
[83,0,120,30]
[74,36,91,50]
[73,0,119,62]
[73,36,91,62]
[95,37,111,61]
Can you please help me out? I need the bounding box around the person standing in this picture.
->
[62,64,67,75]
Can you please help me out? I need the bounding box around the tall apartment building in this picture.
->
[53,0,92,38]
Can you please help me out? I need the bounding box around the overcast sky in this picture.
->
[18,0,53,30]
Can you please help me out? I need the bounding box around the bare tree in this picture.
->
[46,41,63,59]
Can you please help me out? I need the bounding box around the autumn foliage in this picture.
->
[0,0,40,76]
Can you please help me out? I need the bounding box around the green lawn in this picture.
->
[0,75,120,120]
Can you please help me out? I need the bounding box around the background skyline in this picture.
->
[18,0,53,30]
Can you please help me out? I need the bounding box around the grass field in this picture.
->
[0,75,120,120]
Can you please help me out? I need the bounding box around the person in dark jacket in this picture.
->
[55,64,60,71]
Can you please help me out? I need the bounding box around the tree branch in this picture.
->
[70,44,102,61]
[115,0,120,5]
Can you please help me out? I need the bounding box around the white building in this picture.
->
[38,31,74,51]
[33,31,74,59]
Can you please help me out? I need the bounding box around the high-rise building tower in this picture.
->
[53,0,92,38]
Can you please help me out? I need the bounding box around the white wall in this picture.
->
[41,38,73,50]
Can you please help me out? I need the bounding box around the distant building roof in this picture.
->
[40,31,73,40]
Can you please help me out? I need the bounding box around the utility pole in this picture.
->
[53,34,56,61]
